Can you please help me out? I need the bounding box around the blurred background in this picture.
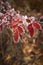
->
[0,0,43,15]
[0,0,43,65]
[7,0,43,14]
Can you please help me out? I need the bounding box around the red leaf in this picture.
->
[27,24,34,37]
[13,25,17,30]
[33,22,41,30]
[12,21,18,26]
[18,26,23,34]
[14,30,19,43]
